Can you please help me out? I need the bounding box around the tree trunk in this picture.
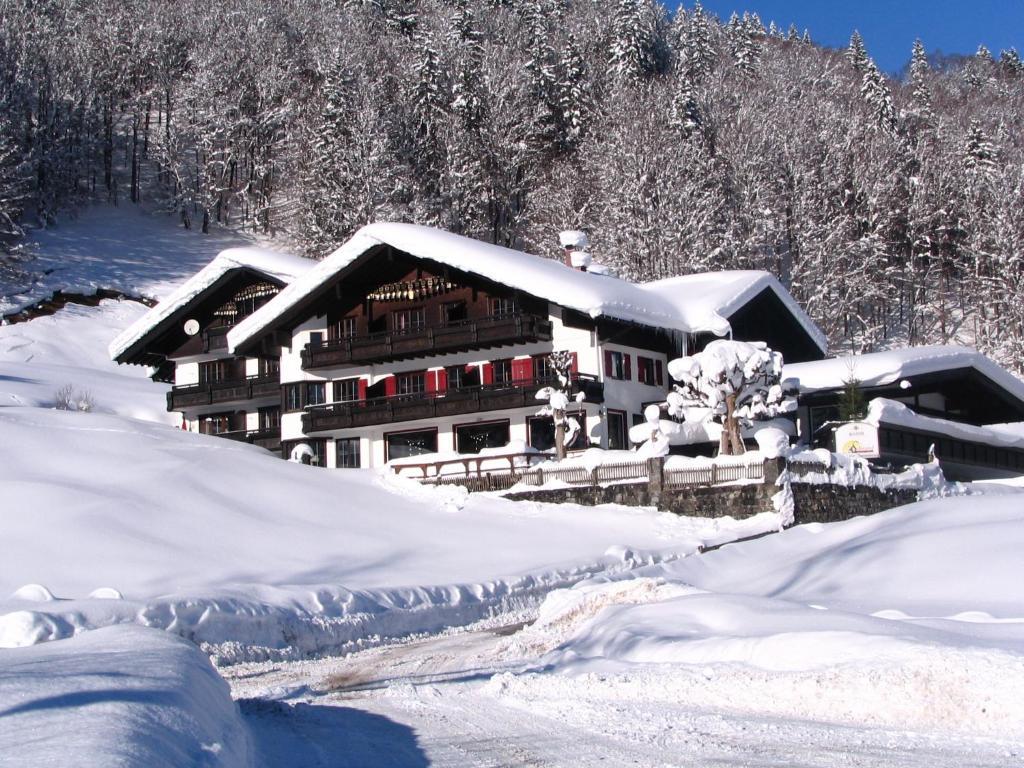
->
[721,394,745,455]
[554,410,566,460]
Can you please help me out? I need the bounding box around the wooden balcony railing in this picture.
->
[301,313,554,370]
[302,375,603,433]
[210,427,282,452]
[167,374,279,410]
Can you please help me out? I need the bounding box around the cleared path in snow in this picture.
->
[224,620,1017,768]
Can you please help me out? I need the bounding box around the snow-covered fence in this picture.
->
[663,461,765,488]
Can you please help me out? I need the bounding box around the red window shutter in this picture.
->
[512,358,532,382]
[624,354,632,380]
[358,379,368,400]
[384,375,396,397]
[426,370,437,393]
[638,356,650,384]
[603,350,613,377]
[437,368,448,392]
[655,360,664,386]
[482,363,494,385]
[570,352,578,375]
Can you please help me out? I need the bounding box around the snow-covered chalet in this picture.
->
[111,222,1024,478]
[112,223,824,467]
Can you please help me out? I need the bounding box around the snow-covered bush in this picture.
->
[666,340,796,455]
[53,384,94,412]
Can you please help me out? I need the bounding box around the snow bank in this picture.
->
[228,222,718,353]
[641,270,828,352]
[0,407,709,661]
[0,299,174,422]
[489,495,1024,738]
[785,344,1024,401]
[0,625,251,766]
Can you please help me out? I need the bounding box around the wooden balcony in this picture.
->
[167,375,279,410]
[301,314,554,370]
[302,375,604,433]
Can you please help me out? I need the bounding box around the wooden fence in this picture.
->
[403,455,772,493]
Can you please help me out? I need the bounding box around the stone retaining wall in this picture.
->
[504,481,919,524]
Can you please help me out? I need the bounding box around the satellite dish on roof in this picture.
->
[183,318,200,336]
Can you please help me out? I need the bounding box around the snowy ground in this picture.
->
[0,203,252,316]
[224,496,1024,767]
[3,205,1024,766]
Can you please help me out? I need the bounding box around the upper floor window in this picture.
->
[305,382,326,407]
[605,350,631,380]
[258,356,280,378]
[284,384,303,412]
[492,359,513,384]
[199,359,241,385]
[396,372,425,396]
[334,378,361,402]
[392,308,425,334]
[490,297,515,317]
[442,301,467,325]
[533,355,553,382]
[330,316,358,340]
[637,356,663,386]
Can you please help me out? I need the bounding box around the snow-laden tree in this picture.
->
[665,340,796,456]
[860,60,898,135]
[846,30,869,73]
[535,350,583,460]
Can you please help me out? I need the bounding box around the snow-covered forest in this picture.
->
[2,0,1024,371]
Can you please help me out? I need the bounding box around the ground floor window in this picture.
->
[456,420,511,454]
[199,412,235,435]
[607,409,628,450]
[528,413,588,452]
[386,428,438,460]
[336,438,361,468]
[283,439,327,466]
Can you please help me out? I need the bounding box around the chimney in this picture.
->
[558,230,590,270]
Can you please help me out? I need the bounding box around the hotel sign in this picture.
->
[835,421,880,459]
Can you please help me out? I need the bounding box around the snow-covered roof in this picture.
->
[109,247,313,361]
[784,345,1024,404]
[228,224,773,352]
[866,398,1024,449]
[640,271,828,353]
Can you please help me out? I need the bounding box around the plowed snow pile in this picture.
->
[488,496,1024,739]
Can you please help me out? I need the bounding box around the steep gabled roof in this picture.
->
[784,345,1024,404]
[228,224,696,352]
[640,271,828,354]
[110,247,313,364]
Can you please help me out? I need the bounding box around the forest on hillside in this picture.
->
[2,0,1023,371]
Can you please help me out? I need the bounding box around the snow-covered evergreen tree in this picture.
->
[846,30,869,72]
[861,59,898,134]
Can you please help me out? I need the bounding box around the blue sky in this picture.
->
[681,1,1024,74]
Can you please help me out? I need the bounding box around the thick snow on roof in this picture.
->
[784,344,1024,403]
[640,271,828,352]
[229,223,735,351]
[866,398,1024,449]
[109,246,312,361]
